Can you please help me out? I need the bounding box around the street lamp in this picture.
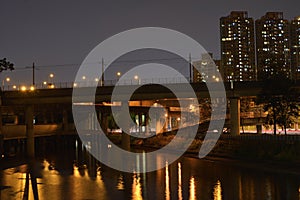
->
[117,72,121,78]
[134,75,140,85]
[2,77,10,90]
[48,73,55,88]
[116,72,121,84]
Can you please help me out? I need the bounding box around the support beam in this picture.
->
[121,101,130,151]
[62,109,68,132]
[256,124,262,134]
[100,112,109,134]
[230,97,240,135]
[0,101,3,156]
[26,105,35,158]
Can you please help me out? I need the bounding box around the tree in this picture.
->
[0,58,14,72]
[256,74,300,135]
[277,99,299,135]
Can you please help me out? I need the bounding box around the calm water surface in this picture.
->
[1,140,300,200]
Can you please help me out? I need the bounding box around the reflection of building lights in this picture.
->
[178,163,182,200]
[213,180,222,200]
[165,161,170,200]
[189,177,196,200]
[20,86,26,91]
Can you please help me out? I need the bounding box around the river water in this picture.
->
[1,138,300,200]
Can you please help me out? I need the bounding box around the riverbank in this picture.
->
[130,134,300,175]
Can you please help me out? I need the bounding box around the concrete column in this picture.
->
[62,109,68,132]
[256,124,262,134]
[0,105,3,156]
[295,122,298,130]
[230,97,240,135]
[156,117,164,134]
[26,105,34,158]
[100,112,109,134]
[138,114,143,134]
[0,105,2,135]
[121,101,130,151]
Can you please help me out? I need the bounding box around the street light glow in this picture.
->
[49,73,54,78]
[20,86,27,91]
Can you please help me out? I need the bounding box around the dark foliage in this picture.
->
[256,75,300,135]
[0,58,14,72]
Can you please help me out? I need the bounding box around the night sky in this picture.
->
[1,1,300,85]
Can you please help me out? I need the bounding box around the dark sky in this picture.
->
[1,1,300,85]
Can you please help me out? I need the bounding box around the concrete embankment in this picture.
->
[131,134,300,163]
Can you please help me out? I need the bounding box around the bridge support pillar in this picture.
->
[0,105,2,135]
[121,101,130,151]
[100,112,109,134]
[230,97,240,135]
[26,105,35,158]
[0,104,3,156]
[256,124,262,134]
[62,109,68,132]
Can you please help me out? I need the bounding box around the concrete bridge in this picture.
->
[0,81,295,155]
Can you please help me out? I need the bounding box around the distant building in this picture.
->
[256,12,291,80]
[220,11,256,82]
[192,53,221,82]
[291,16,300,80]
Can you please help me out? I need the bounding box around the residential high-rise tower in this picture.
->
[220,11,256,82]
[256,12,290,80]
[291,16,300,80]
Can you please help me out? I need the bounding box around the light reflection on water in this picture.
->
[165,161,170,200]
[189,177,196,200]
[132,173,142,200]
[213,180,222,200]
[1,147,300,199]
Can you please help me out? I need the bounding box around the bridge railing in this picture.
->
[220,134,300,141]
[2,76,193,91]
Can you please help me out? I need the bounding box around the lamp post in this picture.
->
[49,73,54,88]
[116,72,121,84]
[117,72,121,79]
[2,77,10,90]
[134,75,140,85]
[296,45,299,80]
